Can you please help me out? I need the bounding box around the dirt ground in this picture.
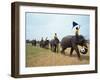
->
[26,44,90,67]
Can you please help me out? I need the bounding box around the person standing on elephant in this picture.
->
[75,26,80,41]
[73,21,80,42]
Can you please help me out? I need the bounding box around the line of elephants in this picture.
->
[31,35,88,60]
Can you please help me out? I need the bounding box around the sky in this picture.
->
[25,12,90,41]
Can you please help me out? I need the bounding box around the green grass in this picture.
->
[26,43,50,57]
[26,43,55,67]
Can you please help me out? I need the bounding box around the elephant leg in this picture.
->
[74,46,81,59]
[53,45,56,52]
[54,45,56,52]
[55,45,57,53]
[61,47,66,55]
[56,45,59,53]
[50,44,52,51]
[50,45,53,51]
[70,47,74,56]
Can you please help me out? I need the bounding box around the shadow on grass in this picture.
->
[63,52,89,61]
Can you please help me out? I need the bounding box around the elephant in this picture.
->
[40,40,49,49]
[31,40,37,46]
[43,40,50,49]
[61,35,88,59]
[50,38,59,53]
[40,40,44,48]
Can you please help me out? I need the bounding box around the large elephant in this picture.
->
[31,40,37,46]
[43,40,50,49]
[40,40,49,49]
[50,38,59,53]
[61,35,88,59]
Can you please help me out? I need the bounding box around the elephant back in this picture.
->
[61,35,86,48]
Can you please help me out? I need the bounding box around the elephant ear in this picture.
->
[80,38,84,42]
[80,35,85,41]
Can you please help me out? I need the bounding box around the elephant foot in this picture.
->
[61,51,65,55]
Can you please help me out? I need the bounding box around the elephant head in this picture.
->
[77,35,88,48]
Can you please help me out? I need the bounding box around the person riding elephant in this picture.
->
[50,33,59,52]
[75,26,80,42]
[54,33,59,41]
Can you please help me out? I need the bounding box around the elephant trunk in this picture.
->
[83,42,88,49]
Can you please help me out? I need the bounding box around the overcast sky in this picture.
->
[25,12,90,41]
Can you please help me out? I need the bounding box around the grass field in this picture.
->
[26,43,90,67]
